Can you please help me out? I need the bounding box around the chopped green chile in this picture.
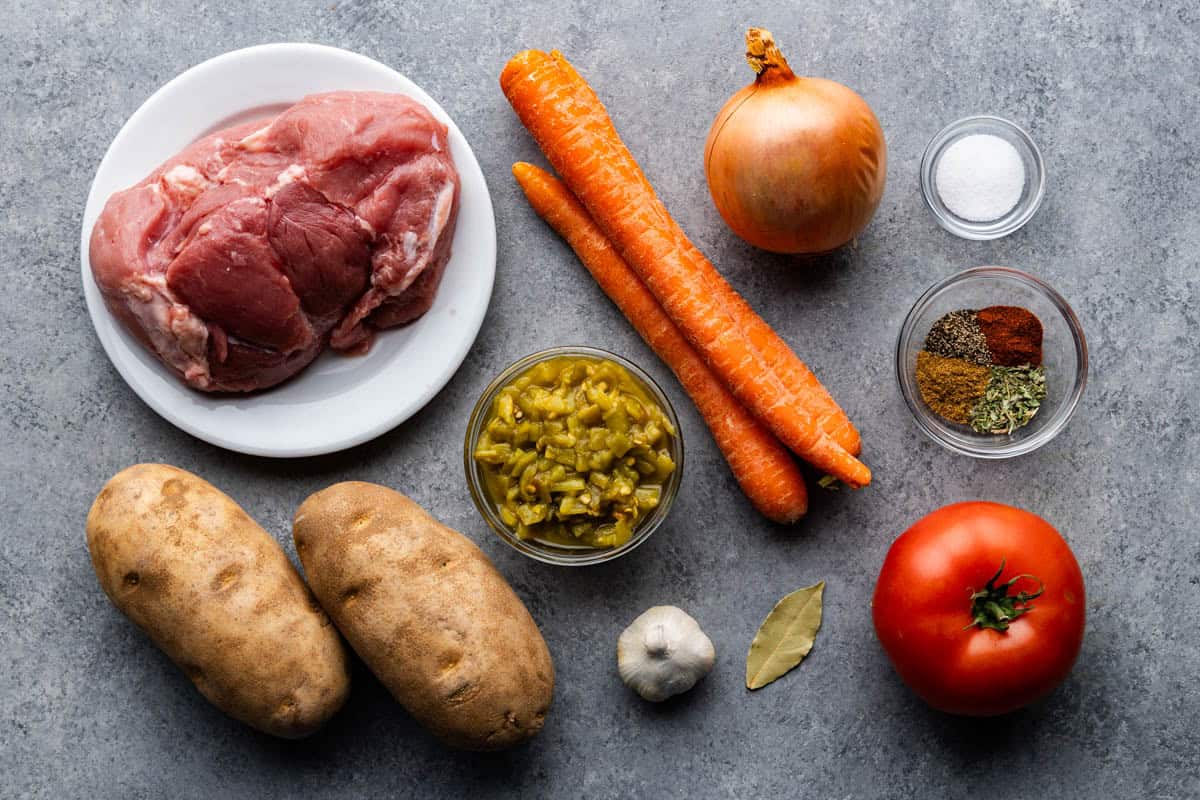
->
[473,357,676,548]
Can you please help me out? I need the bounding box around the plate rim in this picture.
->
[79,42,496,458]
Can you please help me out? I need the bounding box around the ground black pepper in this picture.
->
[924,309,991,365]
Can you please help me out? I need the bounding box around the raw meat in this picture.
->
[89,92,460,392]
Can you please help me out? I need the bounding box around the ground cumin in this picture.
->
[915,351,991,424]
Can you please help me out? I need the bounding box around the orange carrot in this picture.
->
[513,162,809,523]
[501,50,858,457]
[705,276,862,456]
[501,50,870,487]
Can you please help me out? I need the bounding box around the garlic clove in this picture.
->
[617,606,715,702]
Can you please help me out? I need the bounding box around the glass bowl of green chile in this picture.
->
[896,266,1088,458]
[464,346,684,566]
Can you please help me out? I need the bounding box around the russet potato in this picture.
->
[293,482,554,750]
[86,464,350,738]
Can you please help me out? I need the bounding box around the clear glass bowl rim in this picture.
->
[895,266,1088,459]
[463,345,685,566]
[919,114,1047,241]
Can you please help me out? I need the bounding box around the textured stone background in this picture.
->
[2,1,1197,797]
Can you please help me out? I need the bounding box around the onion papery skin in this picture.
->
[704,74,887,255]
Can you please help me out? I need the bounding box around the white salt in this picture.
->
[935,134,1025,222]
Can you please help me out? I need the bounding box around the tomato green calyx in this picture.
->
[965,560,1045,632]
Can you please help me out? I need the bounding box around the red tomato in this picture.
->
[872,501,1085,716]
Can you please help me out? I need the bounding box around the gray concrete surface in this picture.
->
[2,1,1197,797]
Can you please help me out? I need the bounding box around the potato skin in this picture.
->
[293,482,554,750]
[86,464,350,739]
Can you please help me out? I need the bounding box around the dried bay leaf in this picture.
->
[745,581,825,690]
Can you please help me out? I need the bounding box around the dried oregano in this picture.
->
[970,365,1047,434]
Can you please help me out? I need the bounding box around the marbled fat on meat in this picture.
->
[89,92,460,392]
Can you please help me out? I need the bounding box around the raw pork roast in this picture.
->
[89,92,460,392]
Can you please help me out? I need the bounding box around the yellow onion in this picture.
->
[704,28,887,254]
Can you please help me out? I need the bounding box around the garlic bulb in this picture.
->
[617,606,716,702]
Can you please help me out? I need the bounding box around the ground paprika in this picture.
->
[976,306,1043,366]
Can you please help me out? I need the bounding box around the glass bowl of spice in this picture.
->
[920,115,1046,240]
[896,266,1087,458]
[465,346,684,566]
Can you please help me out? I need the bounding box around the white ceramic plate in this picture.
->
[80,43,496,457]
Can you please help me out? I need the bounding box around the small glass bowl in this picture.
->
[920,115,1046,240]
[896,267,1087,459]
[464,346,684,566]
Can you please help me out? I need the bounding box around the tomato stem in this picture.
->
[965,560,1044,632]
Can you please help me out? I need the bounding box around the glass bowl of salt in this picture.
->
[920,115,1045,240]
